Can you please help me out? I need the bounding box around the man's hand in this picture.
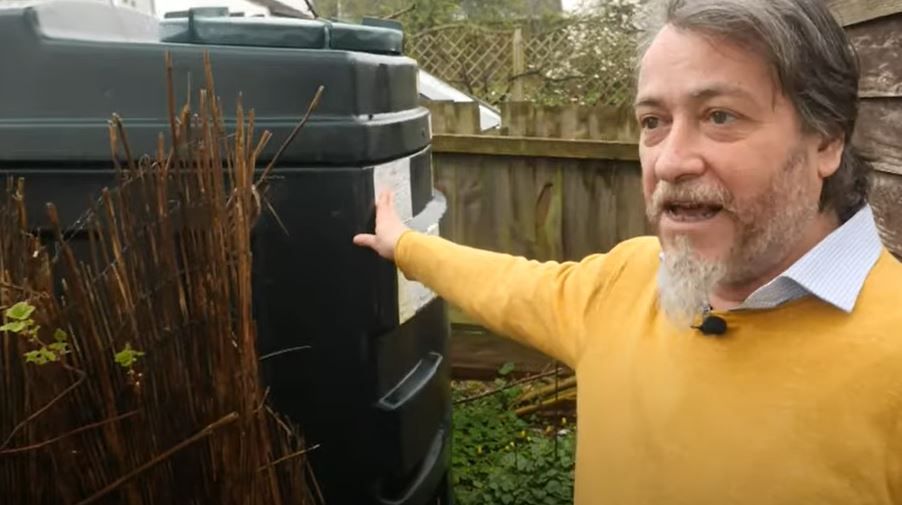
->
[353,190,410,261]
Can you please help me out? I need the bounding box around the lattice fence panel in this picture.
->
[408,17,638,106]
[408,25,514,90]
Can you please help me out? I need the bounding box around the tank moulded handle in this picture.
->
[377,425,449,505]
[376,352,442,411]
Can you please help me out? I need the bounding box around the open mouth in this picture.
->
[663,201,723,222]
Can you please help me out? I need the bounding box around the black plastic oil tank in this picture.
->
[0,2,452,504]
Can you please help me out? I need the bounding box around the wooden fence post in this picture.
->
[511,28,525,102]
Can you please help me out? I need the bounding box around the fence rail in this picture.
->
[433,134,638,161]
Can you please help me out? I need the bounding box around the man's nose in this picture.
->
[653,120,705,183]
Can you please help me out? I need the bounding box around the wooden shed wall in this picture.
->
[833,1,902,257]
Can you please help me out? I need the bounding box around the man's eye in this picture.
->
[640,117,660,129]
[709,110,736,125]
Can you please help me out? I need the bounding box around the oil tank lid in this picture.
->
[160,8,403,55]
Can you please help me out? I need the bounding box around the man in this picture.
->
[354,0,902,503]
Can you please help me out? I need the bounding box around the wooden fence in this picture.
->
[426,101,646,263]
[424,101,646,377]
[838,0,902,258]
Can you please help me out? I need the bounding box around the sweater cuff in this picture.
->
[395,229,423,275]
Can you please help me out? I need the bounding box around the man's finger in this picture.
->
[377,190,390,208]
[377,191,398,222]
[352,233,377,248]
[375,190,392,214]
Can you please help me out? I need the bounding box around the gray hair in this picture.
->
[637,0,870,222]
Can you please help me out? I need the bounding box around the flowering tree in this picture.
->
[523,0,644,105]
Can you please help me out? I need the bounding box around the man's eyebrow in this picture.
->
[634,84,758,109]
[633,96,663,109]
[689,84,757,102]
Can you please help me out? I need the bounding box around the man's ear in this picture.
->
[816,135,844,179]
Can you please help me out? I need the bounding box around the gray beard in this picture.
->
[657,235,726,326]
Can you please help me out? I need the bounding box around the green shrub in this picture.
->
[451,370,575,505]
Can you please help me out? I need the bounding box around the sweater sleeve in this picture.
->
[394,231,617,368]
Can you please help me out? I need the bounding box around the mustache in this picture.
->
[646,180,734,221]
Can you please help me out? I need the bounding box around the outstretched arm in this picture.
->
[354,191,611,368]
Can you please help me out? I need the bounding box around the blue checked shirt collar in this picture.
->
[737,205,882,313]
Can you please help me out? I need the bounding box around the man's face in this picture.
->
[635,25,832,286]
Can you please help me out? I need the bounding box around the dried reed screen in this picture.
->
[0,54,321,505]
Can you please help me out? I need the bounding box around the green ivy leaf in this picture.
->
[23,350,43,364]
[114,343,144,369]
[0,321,27,333]
[48,342,69,355]
[5,301,35,321]
[498,362,515,376]
[40,347,59,362]
[53,328,68,342]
